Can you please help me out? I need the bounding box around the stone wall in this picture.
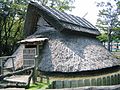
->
[48,72,120,89]
[46,85,120,90]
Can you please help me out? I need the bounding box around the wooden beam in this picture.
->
[0,56,15,59]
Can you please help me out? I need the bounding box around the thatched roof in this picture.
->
[5,2,120,72]
[24,2,100,37]
[35,26,120,72]
[5,27,120,72]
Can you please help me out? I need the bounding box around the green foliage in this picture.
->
[96,1,120,32]
[96,0,120,51]
[0,0,26,56]
[97,33,108,42]
[28,82,50,90]
[0,0,75,56]
[40,0,75,12]
[112,27,120,40]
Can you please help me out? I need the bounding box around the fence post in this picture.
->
[0,58,3,74]
[12,57,15,72]
[32,55,38,84]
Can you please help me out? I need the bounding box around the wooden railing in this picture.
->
[0,56,16,74]
[0,66,34,88]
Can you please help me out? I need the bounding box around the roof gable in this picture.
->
[24,2,100,37]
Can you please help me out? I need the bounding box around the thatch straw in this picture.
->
[35,26,120,72]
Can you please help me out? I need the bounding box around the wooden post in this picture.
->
[32,44,40,84]
[12,57,15,72]
[47,76,49,84]
[0,59,3,74]
[32,65,36,84]
[32,55,38,84]
[40,76,43,83]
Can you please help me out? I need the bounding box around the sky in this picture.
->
[68,0,99,26]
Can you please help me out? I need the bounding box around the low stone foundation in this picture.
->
[46,85,120,90]
[48,72,120,89]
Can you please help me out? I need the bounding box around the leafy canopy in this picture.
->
[0,0,75,56]
[96,0,120,42]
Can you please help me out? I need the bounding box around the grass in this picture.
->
[112,50,120,52]
[116,56,120,59]
[27,82,50,90]
[112,51,120,59]
[113,54,120,59]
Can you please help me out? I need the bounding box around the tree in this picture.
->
[96,0,120,51]
[0,1,27,56]
[0,0,75,56]
[35,0,75,11]
[97,33,108,46]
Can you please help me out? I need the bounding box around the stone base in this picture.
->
[48,71,120,89]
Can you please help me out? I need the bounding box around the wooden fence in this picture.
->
[0,56,16,74]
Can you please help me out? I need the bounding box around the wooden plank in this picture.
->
[78,80,84,87]
[115,74,119,84]
[4,75,30,83]
[54,81,63,89]
[103,77,107,85]
[71,80,78,88]
[84,79,90,86]
[97,78,102,86]
[0,56,15,59]
[111,75,116,85]
[63,80,71,88]
[106,76,111,85]
[91,78,97,86]
[117,74,120,84]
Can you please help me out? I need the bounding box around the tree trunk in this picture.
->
[108,28,112,52]
[0,29,1,56]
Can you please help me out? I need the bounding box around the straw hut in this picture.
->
[4,1,120,88]
[23,1,120,73]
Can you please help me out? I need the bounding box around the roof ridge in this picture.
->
[29,1,100,36]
